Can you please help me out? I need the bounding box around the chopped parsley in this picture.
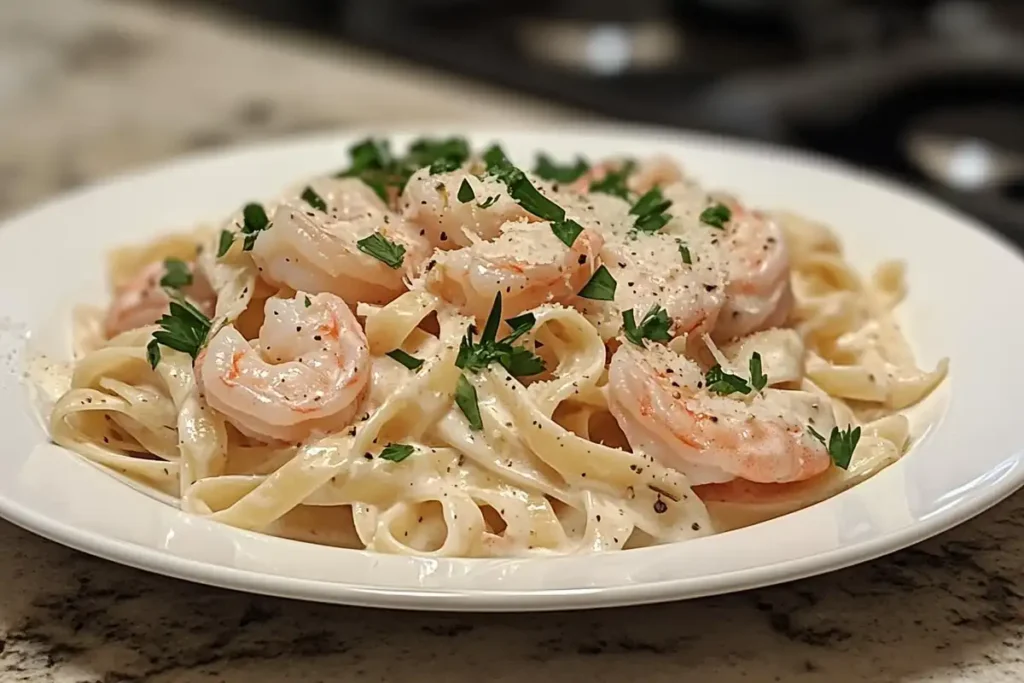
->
[356,232,406,269]
[577,265,617,301]
[629,187,673,234]
[749,352,767,392]
[146,339,161,369]
[337,136,470,201]
[304,295,312,308]
[457,178,475,203]
[550,219,583,247]
[700,203,732,229]
[808,425,861,470]
[379,443,415,462]
[455,294,545,377]
[301,186,327,212]
[148,295,212,367]
[387,349,424,371]
[622,305,672,346]
[407,137,470,171]
[216,229,234,258]
[705,364,752,396]
[429,157,462,174]
[477,195,499,209]
[678,242,692,265]
[240,202,271,251]
[589,160,635,200]
[533,154,589,183]
[159,259,192,290]
[455,374,483,431]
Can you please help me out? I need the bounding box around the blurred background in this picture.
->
[2,0,1023,236]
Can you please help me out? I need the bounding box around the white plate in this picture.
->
[1,125,1022,612]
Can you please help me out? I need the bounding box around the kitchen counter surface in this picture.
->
[2,2,1024,682]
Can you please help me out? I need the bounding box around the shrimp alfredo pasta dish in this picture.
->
[43,138,948,557]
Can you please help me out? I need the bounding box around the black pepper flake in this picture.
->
[691,522,701,531]
[578,254,587,265]
[364,453,373,460]
[654,499,668,514]
[313,335,322,341]
[440,231,448,241]
[425,260,436,272]
[704,284,717,292]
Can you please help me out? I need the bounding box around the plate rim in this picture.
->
[3,121,1023,612]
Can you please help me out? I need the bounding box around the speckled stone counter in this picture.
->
[2,2,1023,682]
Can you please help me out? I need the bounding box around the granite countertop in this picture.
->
[2,2,1024,682]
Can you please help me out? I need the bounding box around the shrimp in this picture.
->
[401,167,534,250]
[104,259,215,338]
[424,220,604,323]
[571,156,684,196]
[250,177,431,306]
[712,197,794,341]
[607,342,835,485]
[196,291,370,442]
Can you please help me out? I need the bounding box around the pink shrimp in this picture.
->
[104,259,215,339]
[196,291,370,442]
[607,342,834,485]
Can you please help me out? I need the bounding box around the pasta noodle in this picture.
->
[36,142,948,557]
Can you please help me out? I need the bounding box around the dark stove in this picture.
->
[202,0,1024,237]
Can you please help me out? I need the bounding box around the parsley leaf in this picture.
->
[749,352,768,392]
[577,265,617,301]
[622,305,672,346]
[678,242,692,264]
[629,187,673,234]
[551,219,584,248]
[809,425,861,470]
[407,137,470,170]
[455,374,483,431]
[705,364,752,396]
[304,295,311,308]
[700,203,732,229]
[457,178,475,203]
[217,229,234,258]
[429,157,462,174]
[482,144,511,173]
[159,258,192,290]
[379,443,415,462]
[486,158,585,247]
[589,160,635,200]
[150,295,211,361]
[533,154,589,183]
[240,202,271,251]
[146,338,161,369]
[387,349,424,371]
[477,195,499,209]
[455,294,544,377]
[356,232,406,269]
[301,186,327,212]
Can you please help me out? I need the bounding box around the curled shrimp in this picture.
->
[607,342,834,485]
[712,197,794,341]
[104,259,215,338]
[424,220,604,323]
[401,167,534,250]
[250,178,430,306]
[196,291,370,442]
[571,156,684,195]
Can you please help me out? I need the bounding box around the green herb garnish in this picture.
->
[589,160,636,200]
[240,202,271,251]
[379,443,415,462]
[577,265,617,301]
[678,243,692,265]
[407,137,470,170]
[749,352,768,392]
[455,374,483,431]
[146,339,161,369]
[808,425,861,470]
[455,294,545,377]
[301,186,327,212]
[550,219,584,247]
[304,295,312,307]
[705,364,752,396]
[457,179,475,203]
[477,196,499,209]
[622,305,672,347]
[700,203,732,229]
[217,229,234,258]
[629,187,673,234]
[533,154,589,183]
[486,157,584,247]
[150,295,211,362]
[387,349,424,371]
[356,232,406,269]
[159,258,192,290]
